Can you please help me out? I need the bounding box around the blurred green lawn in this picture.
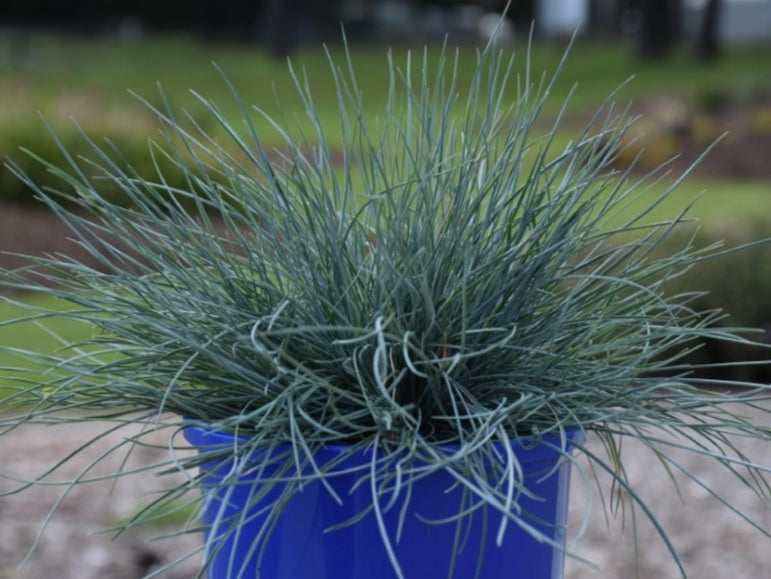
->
[2,33,770,141]
[2,33,770,398]
[3,33,769,211]
[0,296,92,396]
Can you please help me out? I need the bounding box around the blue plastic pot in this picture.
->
[184,427,583,579]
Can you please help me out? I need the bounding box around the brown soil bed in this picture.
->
[611,93,771,179]
[0,202,102,279]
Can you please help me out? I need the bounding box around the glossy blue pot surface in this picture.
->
[184,428,584,579]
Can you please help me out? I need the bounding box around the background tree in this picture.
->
[695,0,722,60]
[637,0,681,59]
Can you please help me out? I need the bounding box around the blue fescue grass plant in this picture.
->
[1,31,770,578]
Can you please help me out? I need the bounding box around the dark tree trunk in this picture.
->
[695,0,721,61]
[638,0,681,59]
[264,0,294,58]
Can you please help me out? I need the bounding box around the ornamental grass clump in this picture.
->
[1,35,770,578]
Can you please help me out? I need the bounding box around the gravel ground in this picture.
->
[0,404,769,579]
[0,421,202,579]
[564,402,771,578]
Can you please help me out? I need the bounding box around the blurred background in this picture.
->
[0,1,770,577]
[0,0,768,57]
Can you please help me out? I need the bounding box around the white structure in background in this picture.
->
[536,0,589,37]
[684,0,771,44]
[358,0,770,45]
[477,11,515,44]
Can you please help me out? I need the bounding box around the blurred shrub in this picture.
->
[0,93,200,207]
[662,219,771,384]
[694,80,771,115]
